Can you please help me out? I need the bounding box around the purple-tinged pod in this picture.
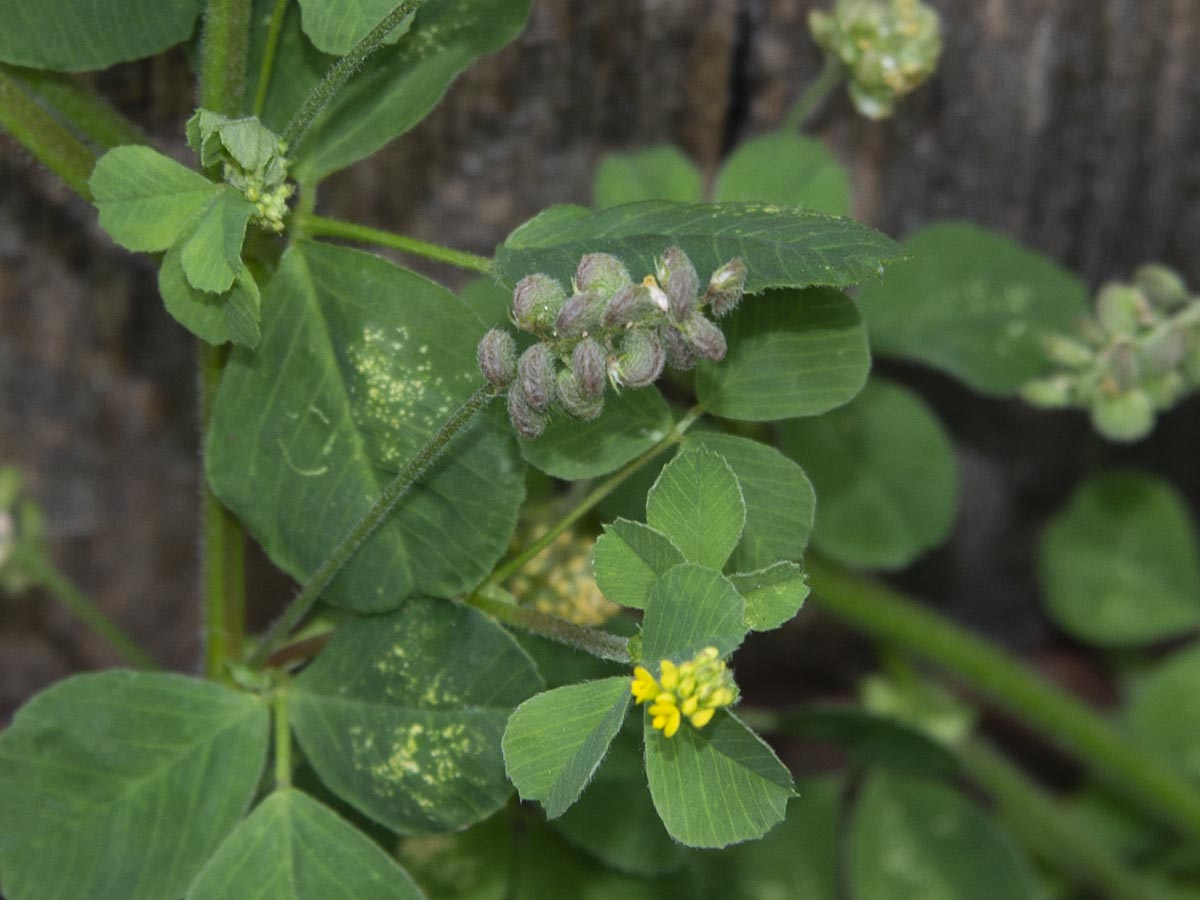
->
[507,382,548,439]
[476,328,518,387]
[603,284,659,329]
[554,291,606,339]
[660,246,700,321]
[705,258,748,318]
[512,274,567,334]
[683,313,727,362]
[572,338,607,399]
[661,324,697,371]
[610,329,666,388]
[518,343,558,411]
[575,253,631,299]
[557,368,605,420]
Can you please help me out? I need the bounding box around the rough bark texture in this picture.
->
[3,0,1200,716]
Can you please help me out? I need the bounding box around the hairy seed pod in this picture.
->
[554,291,606,339]
[660,246,700,321]
[705,258,748,318]
[572,338,607,399]
[556,369,605,420]
[661,325,697,370]
[518,343,558,411]
[611,329,666,388]
[603,284,659,328]
[1134,264,1189,311]
[575,253,631,299]
[476,328,517,387]
[512,274,567,334]
[507,382,547,439]
[682,313,727,362]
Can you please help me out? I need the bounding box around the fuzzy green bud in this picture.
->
[1106,340,1140,391]
[1134,264,1189,311]
[1090,389,1155,443]
[554,291,606,339]
[1095,284,1148,336]
[603,284,660,329]
[575,253,632,299]
[1143,371,1184,408]
[705,258,748,318]
[657,246,700,321]
[513,274,568,334]
[682,313,727,362]
[571,338,607,399]
[507,382,548,439]
[610,329,666,388]
[1020,376,1075,409]
[517,343,558,412]
[1142,327,1189,374]
[556,369,605,420]
[476,328,518,387]
[1042,334,1094,369]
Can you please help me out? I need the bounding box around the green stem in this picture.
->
[27,553,156,669]
[469,583,630,664]
[959,739,1174,900]
[249,383,502,667]
[199,0,254,113]
[298,213,493,275]
[0,64,145,149]
[784,56,844,133]
[252,0,290,118]
[0,67,96,198]
[273,688,292,788]
[805,554,1200,843]
[280,0,430,152]
[488,405,703,587]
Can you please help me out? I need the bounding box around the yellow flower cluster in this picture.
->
[631,647,737,738]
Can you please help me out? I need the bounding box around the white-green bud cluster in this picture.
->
[810,0,942,120]
[187,110,296,233]
[480,248,747,438]
[1022,264,1200,442]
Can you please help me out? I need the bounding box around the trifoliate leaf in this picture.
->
[592,519,686,610]
[729,562,809,631]
[641,563,747,663]
[645,448,746,571]
[179,188,255,293]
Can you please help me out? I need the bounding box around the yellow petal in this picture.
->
[659,660,679,691]
[663,714,681,738]
[681,696,699,716]
[689,707,715,728]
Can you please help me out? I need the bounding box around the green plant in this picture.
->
[2,1,1199,898]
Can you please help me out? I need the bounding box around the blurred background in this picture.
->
[2,0,1199,724]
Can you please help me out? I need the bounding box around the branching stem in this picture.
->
[785,56,844,132]
[468,584,630,664]
[298,213,493,274]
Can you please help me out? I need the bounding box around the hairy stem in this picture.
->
[248,383,502,666]
[298,213,493,274]
[199,0,254,114]
[0,67,96,198]
[252,0,291,117]
[488,405,703,586]
[27,554,156,669]
[469,584,630,664]
[805,554,1200,843]
[0,65,145,150]
[785,56,844,133]
[280,0,430,151]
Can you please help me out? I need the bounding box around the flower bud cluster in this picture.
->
[504,525,619,627]
[479,249,748,438]
[1022,264,1200,442]
[631,647,738,738]
[810,0,942,120]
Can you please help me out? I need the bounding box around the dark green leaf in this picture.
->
[1038,471,1200,646]
[518,386,671,480]
[686,431,816,570]
[0,672,268,900]
[644,710,794,848]
[1125,644,1200,784]
[594,146,704,208]
[90,146,217,253]
[0,0,204,71]
[187,789,424,900]
[179,188,255,293]
[645,448,745,570]
[494,201,901,294]
[592,519,685,610]
[641,563,746,663]
[855,222,1090,395]
[696,287,870,421]
[715,133,850,216]
[207,242,525,611]
[296,0,415,55]
[729,562,809,631]
[290,597,542,834]
[503,676,631,819]
[850,771,1038,900]
[778,378,958,569]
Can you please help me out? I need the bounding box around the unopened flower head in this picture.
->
[631,646,738,738]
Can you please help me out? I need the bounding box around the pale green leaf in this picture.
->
[1125,645,1200,785]
[850,771,1038,900]
[715,133,850,216]
[593,146,704,209]
[686,431,816,570]
[519,387,672,480]
[645,448,745,570]
[0,672,268,900]
[696,287,870,421]
[1038,471,1200,646]
[503,676,631,819]
[641,562,746,663]
[291,597,541,834]
[855,222,1090,395]
[207,241,525,611]
[494,201,901,294]
[0,0,203,71]
[729,562,809,631]
[296,0,415,55]
[592,519,685,610]
[90,146,217,253]
[159,243,262,347]
[644,710,794,848]
[778,378,958,569]
[187,790,424,900]
[179,188,254,293]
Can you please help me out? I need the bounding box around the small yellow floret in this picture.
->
[631,666,659,704]
[630,645,738,739]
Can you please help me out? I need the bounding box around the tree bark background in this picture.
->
[2,0,1199,717]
